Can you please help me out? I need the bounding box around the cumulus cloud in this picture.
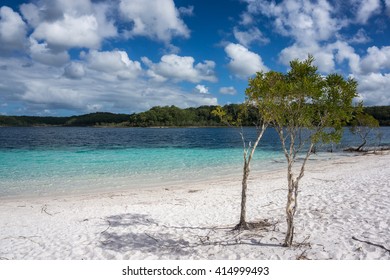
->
[353,72,390,105]
[219,87,237,95]
[0,6,27,52]
[0,57,217,115]
[233,27,269,47]
[119,0,190,43]
[64,62,85,80]
[330,40,361,74]
[352,0,381,24]
[29,38,70,66]
[225,43,268,79]
[85,50,142,80]
[360,46,390,74]
[32,14,113,50]
[194,84,209,94]
[279,42,336,73]
[244,0,340,44]
[142,54,217,83]
[22,0,117,51]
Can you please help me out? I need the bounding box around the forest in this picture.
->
[1,104,389,127]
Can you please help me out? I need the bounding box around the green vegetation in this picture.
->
[246,55,357,247]
[350,109,380,151]
[364,106,390,126]
[0,104,389,127]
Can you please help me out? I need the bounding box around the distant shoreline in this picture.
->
[1,104,390,127]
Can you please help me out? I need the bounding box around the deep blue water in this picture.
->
[0,127,389,198]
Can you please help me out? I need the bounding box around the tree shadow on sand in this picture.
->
[98,213,283,258]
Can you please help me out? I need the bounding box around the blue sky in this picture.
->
[1,0,390,116]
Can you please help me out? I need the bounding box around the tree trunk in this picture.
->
[284,187,297,247]
[356,138,367,151]
[284,164,298,247]
[235,161,250,230]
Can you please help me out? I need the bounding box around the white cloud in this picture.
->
[29,38,70,66]
[119,0,190,43]
[85,50,142,80]
[0,56,218,115]
[330,40,361,73]
[360,46,390,74]
[219,87,237,95]
[64,62,85,80]
[178,6,194,17]
[0,6,27,52]
[32,14,111,50]
[22,0,117,51]
[386,0,390,16]
[352,0,381,24]
[244,0,340,44]
[195,84,209,94]
[233,27,269,47]
[225,43,268,79]
[348,28,371,44]
[353,72,390,105]
[142,54,217,83]
[239,12,254,25]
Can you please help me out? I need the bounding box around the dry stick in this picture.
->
[296,249,310,260]
[100,220,111,234]
[294,235,311,249]
[145,233,159,243]
[352,236,390,253]
[41,205,53,216]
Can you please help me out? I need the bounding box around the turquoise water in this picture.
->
[0,127,389,198]
[0,147,281,198]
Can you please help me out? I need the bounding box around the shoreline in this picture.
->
[0,151,389,260]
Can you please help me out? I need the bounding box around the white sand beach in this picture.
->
[0,151,389,260]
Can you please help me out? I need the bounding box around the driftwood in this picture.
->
[352,236,390,254]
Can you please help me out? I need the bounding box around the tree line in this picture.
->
[0,104,389,127]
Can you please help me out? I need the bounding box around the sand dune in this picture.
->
[0,151,389,260]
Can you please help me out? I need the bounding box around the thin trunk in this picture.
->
[235,161,250,230]
[356,138,367,151]
[284,161,297,247]
[235,123,267,231]
[284,144,313,247]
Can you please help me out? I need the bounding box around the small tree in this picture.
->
[246,56,357,246]
[212,105,268,230]
[350,110,379,151]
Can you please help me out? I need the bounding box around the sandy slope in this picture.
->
[0,152,389,260]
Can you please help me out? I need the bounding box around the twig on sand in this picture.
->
[41,205,53,216]
[296,249,310,260]
[145,233,159,243]
[295,235,311,249]
[352,236,390,254]
[100,220,111,234]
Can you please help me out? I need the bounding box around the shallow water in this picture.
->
[0,127,389,198]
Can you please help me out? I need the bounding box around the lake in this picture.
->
[0,127,389,198]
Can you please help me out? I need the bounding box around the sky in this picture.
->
[0,0,390,116]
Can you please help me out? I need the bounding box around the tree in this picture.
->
[246,55,357,246]
[212,104,268,230]
[350,110,379,151]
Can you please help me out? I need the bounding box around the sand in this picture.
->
[0,151,389,260]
